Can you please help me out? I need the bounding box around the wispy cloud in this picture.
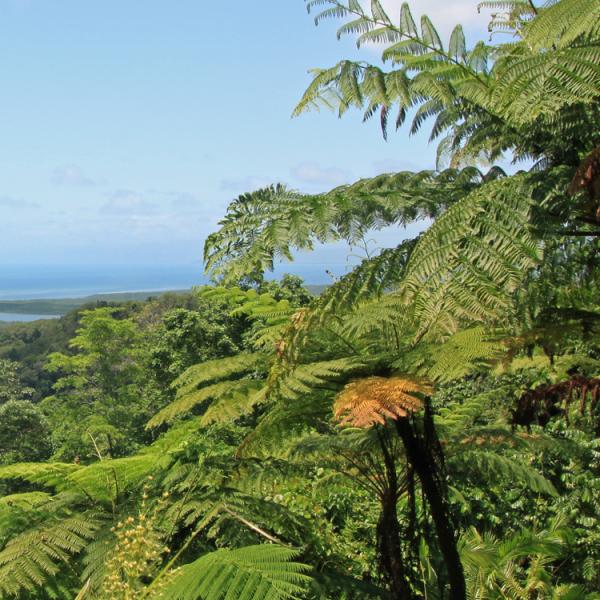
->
[51,165,98,187]
[371,158,428,174]
[0,195,38,209]
[291,162,350,189]
[100,190,157,215]
[220,175,276,193]
[166,192,203,210]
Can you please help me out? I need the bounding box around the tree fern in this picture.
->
[295,0,600,164]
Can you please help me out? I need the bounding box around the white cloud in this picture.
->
[290,162,350,189]
[51,165,98,187]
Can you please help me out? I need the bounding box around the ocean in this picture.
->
[0,263,340,321]
[0,264,206,302]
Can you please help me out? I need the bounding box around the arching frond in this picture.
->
[204,168,490,284]
[276,357,369,402]
[525,0,600,50]
[67,454,174,504]
[200,385,267,426]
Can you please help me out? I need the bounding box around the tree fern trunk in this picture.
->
[376,428,415,599]
[395,406,466,600]
[377,491,415,599]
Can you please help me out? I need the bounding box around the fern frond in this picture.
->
[149,379,262,428]
[0,515,101,597]
[525,0,600,50]
[172,353,263,399]
[0,462,81,491]
[68,454,174,504]
[334,376,429,428]
[239,391,335,458]
[435,387,507,436]
[450,450,557,496]
[420,326,506,382]
[156,544,311,600]
[204,168,490,284]
[276,357,368,401]
[200,385,267,426]
[402,175,541,339]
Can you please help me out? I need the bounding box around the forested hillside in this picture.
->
[0,1,599,598]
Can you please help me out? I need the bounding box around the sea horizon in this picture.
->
[0,263,342,303]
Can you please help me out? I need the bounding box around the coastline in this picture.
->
[0,284,328,321]
[0,289,191,317]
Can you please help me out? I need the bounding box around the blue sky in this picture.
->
[0,0,491,269]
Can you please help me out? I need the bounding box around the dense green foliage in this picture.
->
[0,1,599,598]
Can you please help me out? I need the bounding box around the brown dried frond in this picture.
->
[568,146,600,203]
[334,376,430,428]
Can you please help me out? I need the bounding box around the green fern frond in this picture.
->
[435,387,507,435]
[0,515,101,597]
[204,169,490,284]
[402,175,541,339]
[0,462,81,491]
[149,379,262,428]
[172,353,263,399]
[156,544,311,600]
[0,491,52,511]
[200,384,267,426]
[68,454,174,504]
[525,0,600,50]
[80,526,116,595]
[275,357,368,401]
[450,450,557,496]
[239,392,335,458]
[420,326,506,382]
